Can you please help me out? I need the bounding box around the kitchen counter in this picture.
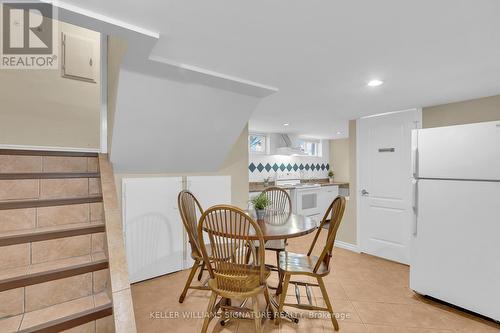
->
[249,179,349,192]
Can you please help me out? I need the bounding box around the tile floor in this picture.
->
[131,232,500,332]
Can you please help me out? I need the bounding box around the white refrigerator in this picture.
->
[410,121,500,321]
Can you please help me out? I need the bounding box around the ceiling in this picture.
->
[63,0,500,138]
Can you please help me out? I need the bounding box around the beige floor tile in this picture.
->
[87,157,99,173]
[0,155,41,173]
[31,234,91,263]
[0,314,23,332]
[20,295,94,330]
[91,233,105,253]
[37,204,90,227]
[352,301,410,327]
[28,255,91,274]
[90,203,104,221]
[95,315,114,333]
[42,156,88,173]
[330,322,368,333]
[62,321,96,333]
[0,208,36,232]
[89,178,102,195]
[40,178,89,199]
[130,238,500,333]
[25,273,92,311]
[0,243,30,270]
[365,324,409,332]
[0,288,24,318]
[0,179,39,200]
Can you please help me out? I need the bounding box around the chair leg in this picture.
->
[275,273,290,325]
[178,260,200,303]
[276,250,283,295]
[197,262,205,281]
[317,277,339,331]
[244,245,252,264]
[263,285,274,320]
[201,292,218,333]
[252,296,262,333]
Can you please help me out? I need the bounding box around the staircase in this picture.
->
[0,149,114,332]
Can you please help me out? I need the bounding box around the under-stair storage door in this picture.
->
[122,177,183,283]
[185,176,231,268]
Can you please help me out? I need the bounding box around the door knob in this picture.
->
[361,189,369,196]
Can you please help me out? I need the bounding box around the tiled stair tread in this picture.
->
[0,252,108,283]
[0,222,105,238]
[0,172,100,180]
[0,292,112,332]
[0,195,103,210]
[0,149,98,157]
[0,222,106,246]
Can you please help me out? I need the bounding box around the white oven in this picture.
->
[290,185,321,221]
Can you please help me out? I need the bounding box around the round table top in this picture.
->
[247,211,318,241]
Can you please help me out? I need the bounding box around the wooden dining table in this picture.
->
[246,210,318,241]
[238,211,318,323]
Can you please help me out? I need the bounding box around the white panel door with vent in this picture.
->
[122,177,183,283]
[358,109,421,264]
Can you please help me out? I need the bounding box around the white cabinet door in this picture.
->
[320,186,339,217]
[187,176,231,208]
[186,176,231,267]
[122,177,183,283]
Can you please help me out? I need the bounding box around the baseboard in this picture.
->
[334,240,360,253]
[0,144,100,153]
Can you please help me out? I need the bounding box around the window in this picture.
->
[297,139,319,156]
[249,134,266,153]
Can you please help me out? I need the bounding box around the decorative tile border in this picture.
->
[249,162,330,173]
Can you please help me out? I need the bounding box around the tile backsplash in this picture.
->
[249,155,330,182]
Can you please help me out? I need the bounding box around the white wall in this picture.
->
[0,21,100,149]
[111,69,261,173]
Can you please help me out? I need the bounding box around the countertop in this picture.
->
[249,179,349,192]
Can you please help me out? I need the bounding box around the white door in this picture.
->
[358,109,421,264]
[122,177,183,283]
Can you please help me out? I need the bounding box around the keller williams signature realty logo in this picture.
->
[1,1,58,69]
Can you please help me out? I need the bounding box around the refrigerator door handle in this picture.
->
[412,147,419,178]
[412,179,418,235]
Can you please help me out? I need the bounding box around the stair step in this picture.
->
[0,149,98,157]
[0,292,112,332]
[0,195,103,210]
[0,253,108,292]
[0,222,105,247]
[0,172,100,180]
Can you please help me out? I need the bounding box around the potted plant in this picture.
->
[251,193,270,220]
[328,170,335,183]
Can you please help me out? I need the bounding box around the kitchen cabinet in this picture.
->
[122,177,183,283]
[122,175,231,283]
[319,185,339,217]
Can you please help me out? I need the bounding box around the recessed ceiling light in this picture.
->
[367,79,384,87]
[283,123,290,126]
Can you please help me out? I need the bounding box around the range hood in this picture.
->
[275,134,307,156]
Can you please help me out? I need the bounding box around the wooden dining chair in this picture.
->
[275,196,346,330]
[260,187,292,268]
[262,186,292,215]
[177,190,209,303]
[198,205,272,333]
